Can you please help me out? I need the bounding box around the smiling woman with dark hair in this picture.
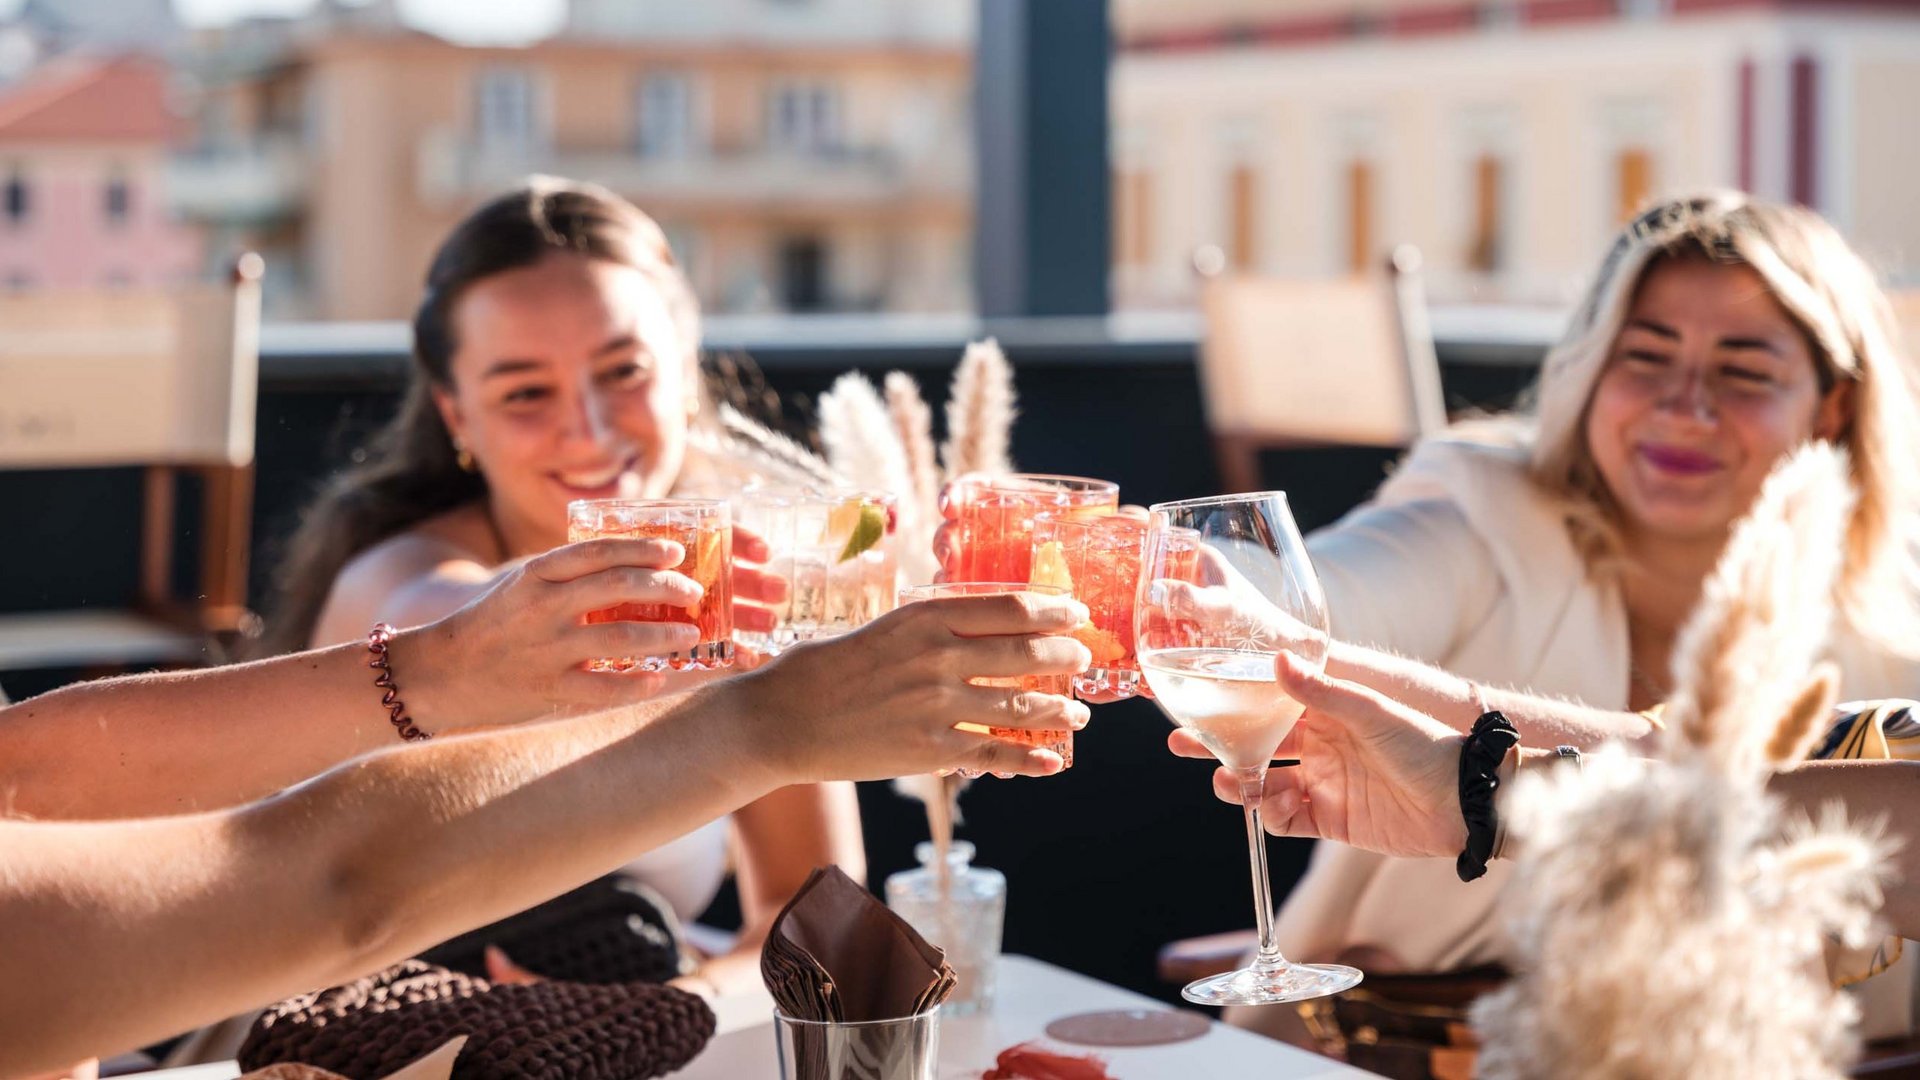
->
[256,178,855,997]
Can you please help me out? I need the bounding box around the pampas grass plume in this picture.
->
[940,338,1016,479]
[1473,443,1884,1080]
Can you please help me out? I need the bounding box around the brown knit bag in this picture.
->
[238,960,715,1080]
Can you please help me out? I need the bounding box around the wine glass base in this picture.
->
[1180,962,1362,1007]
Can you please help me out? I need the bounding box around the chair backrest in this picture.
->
[1197,247,1444,449]
[1887,287,1920,367]
[0,258,263,471]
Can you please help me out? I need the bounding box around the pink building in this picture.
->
[0,54,201,292]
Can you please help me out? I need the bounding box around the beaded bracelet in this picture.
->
[367,623,432,743]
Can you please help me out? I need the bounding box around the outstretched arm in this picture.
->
[1174,660,1920,939]
[0,540,699,820]
[1326,641,1655,749]
[0,590,1093,1077]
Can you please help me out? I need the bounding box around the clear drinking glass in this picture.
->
[883,840,1006,1017]
[732,487,898,654]
[1134,491,1362,1006]
[1030,513,1150,699]
[566,498,734,672]
[774,1008,940,1080]
[896,581,1074,777]
[947,473,1119,584]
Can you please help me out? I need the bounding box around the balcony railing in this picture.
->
[415,129,971,207]
[165,135,309,224]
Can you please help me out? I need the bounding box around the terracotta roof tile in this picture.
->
[0,54,184,142]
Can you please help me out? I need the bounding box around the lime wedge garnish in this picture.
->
[838,503,887,562]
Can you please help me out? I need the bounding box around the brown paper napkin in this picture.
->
[761,866,957,1022]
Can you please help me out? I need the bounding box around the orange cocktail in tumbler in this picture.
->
[1029,513,1152,699]
[898,581,1074,776]
[567,498,734,672]
[949,473,1119,584]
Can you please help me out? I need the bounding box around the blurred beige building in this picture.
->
[170,0,974,320]
[1112,0,1920,308]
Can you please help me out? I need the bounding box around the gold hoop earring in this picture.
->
[454,442,476,473]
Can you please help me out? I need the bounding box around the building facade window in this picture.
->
[1615,147,1653,224]
[767,81,843,154]
[635,73,697,157]
[1619,0,1669,19]
[475,67,543,149]
[1113,168,1154,267]
[1468,154,1505,272]
[1347,159,1375,275]
[104,168,131,226]
[660,222,700,288]
[4,169,27,225]
[1228,164,1260,271]
[779,235,828,311]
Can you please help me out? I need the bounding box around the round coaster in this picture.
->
[1044,1008,1212,1047]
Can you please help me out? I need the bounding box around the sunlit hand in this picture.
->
[1168,653,1466,859]
[400,538,711,731]
[729,590,1094,782]
[729,524,788,636]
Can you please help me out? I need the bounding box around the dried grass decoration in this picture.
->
[813,339,1020,874]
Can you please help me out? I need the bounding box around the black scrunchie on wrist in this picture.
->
[1456,710,1520,883]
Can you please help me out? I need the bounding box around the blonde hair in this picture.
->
[1526,191,1920,654]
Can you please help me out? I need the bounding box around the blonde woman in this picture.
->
[1260,193,1920,1038]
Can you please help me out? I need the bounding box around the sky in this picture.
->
[7,0,570,45]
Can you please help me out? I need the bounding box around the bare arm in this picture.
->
[0,540,699,820]
[1326,640,1656,750]
[1181,663,1920,940]
[0,591,1094,1078]
[0,690,744,1076]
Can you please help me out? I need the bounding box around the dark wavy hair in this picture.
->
[256,178,701,655]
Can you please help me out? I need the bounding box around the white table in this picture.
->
[670,954,1374,1079]
[145,956,1372,1079]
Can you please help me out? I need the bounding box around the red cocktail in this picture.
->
[567,498,734,672]
[948,474,1119,584]
[1030,513,1152,699]
[898,581,1075,775]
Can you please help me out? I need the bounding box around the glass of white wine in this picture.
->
[1135,491,1363,1006]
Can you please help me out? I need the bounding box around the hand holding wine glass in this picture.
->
[1135,492,1363,1006]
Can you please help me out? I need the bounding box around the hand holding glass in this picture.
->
[897,582,1076,777]
[567,498,734,672]
[1135,492,1362,1006]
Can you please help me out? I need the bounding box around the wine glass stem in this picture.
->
[1238,768,1287,973]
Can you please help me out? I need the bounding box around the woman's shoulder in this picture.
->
[312,506,497,645]
[341,506,494,583]
[1379,424,1536,503]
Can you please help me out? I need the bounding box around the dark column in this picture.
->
[1790,54,1819,209]
[973,0,1111,317]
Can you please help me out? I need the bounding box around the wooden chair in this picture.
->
[0,255,265,671]
[1886,287,1920,366]
[1196,246,1445,493]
